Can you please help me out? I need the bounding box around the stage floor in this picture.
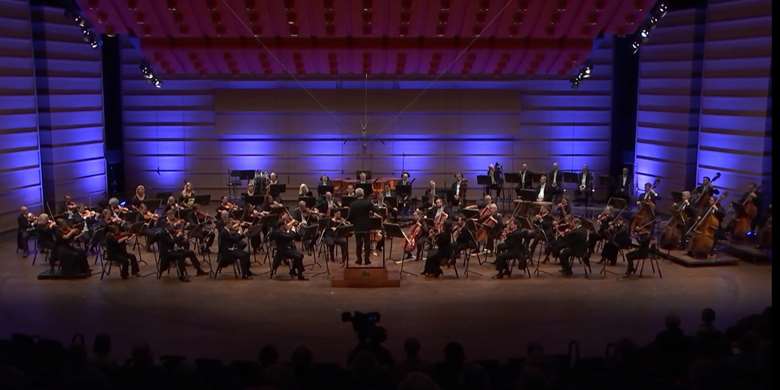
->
[0,236,771,364]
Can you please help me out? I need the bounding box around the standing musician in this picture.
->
[130,185,147,211]
[357,171,370,186]
[486,164,499,197]
[422,220,453,278]
[450,172,467,208]
[348,188,377,265]
[252,170,268,196]
[180,182,195,208]
[17,206,33,257]
[105,224,140,279]
[638,182,659,205]
[267,172,279,186]
[548,162,564,201]
[517,163,532,190]
[674,191,697,245]
[316,192,341,217]
[558,217,590,277]
[535,175,552,202]
[324,209,349,264]
[422,180,436,209]
[298,183,313,199]
[687,195,726,258]
[245,181,257,198]
[691,176,720,213]
[317,175,332,197]
[729,183,761,234]
[396,171,413,214]
[574,164,594,206]
[612,167,632,202]
[270,214,306,280]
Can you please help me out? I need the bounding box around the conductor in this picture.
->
[348,188,377,265]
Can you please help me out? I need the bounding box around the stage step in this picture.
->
[331,267,401,288]
[37,269,92,280]
[721,242,772,263]
[658,249,739,267]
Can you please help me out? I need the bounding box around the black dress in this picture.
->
[54,229,90,276]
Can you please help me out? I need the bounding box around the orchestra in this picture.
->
[15,164,769,283]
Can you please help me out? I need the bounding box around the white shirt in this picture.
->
[552,171,558,184]
[581,174,587,186]
[538,184,546,200]
[621,176,627,187]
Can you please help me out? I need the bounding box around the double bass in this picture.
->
[687,191,728,259]
[659,200,688,250]
[731,186,759,241]
[691,172,721,210]
[630,178,660,233]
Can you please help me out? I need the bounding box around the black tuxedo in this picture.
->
[517,170,532,189]
[559,227,590,274]
[349,198,376,264]
[575,171,594,205]
[17,214,30,254]
[548,169,563,190]
[218,226,251,277]
[270,228,304,277]
[534,183,552,202]
[613,174,632,200]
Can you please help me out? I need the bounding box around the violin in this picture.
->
[499,216,517,242]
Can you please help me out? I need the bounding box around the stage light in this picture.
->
[632,39,641,54]
[570,78,580,89]
[640,28,649,39]
[152,78,162,88]
[581,63,592,79]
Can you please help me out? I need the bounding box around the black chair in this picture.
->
[637,245,663,279]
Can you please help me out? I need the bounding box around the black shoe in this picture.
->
[242,274,253,280]
[121,273,129,280]
[364,260,372,265]
[196,270,208,276]
[179,276,191,282]
[297,275,307,281]
[495,272,504,279]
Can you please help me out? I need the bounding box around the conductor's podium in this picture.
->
[331,267,400,288]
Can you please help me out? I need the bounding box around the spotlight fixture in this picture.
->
[632,0,669,55]
[67,9,102,49]
[569,62,593,88]
[139,61,162,88]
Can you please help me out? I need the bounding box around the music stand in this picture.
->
[462,219,485,277]
[341,196,356,208]
[142,199,162,213]
[269,184,286,199]
[300,196,316,208]
[505,173,521,185]
[194,194,211,206]
[317,185,334,197]
[300,223,321,269]
[337,224,355,267]
[357,183,373,196]
[384,223,418,278]
[155,192,172,201]
[461,208,480,220]
[476,175,490,191]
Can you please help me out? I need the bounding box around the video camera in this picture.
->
[342,311,384,343]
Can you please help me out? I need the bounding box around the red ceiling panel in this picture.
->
[76,0,651,79]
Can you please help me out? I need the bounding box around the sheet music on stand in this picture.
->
[270,184,286,199]
[317,185,334,197]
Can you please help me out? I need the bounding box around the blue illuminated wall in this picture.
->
[0,1,106,232]
[0,0,43,232]
[32,5,106,208]
[635,0,772,209]
[121,38,615,198]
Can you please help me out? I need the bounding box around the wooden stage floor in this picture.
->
[0,236,771,364]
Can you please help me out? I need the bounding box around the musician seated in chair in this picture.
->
[217,211,252,279]
[494,224,529,279]
[422,221,453,278]
[324,209,349,264]
[316,191,340,217]
[600,217,631,266]
[574,164,594,207]
[451,216,477,261]
[270,217,306,280]
[53,218,91,277]
[17,206,32,257]
[558,218,589,277]
[105,225,140,279]
[534,175,553,202]
[625,227,652,277]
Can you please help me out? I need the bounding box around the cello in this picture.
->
[403,214,424,255]
[659,199,689,250]
[687,191,728,259]
[731,185,759,241]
